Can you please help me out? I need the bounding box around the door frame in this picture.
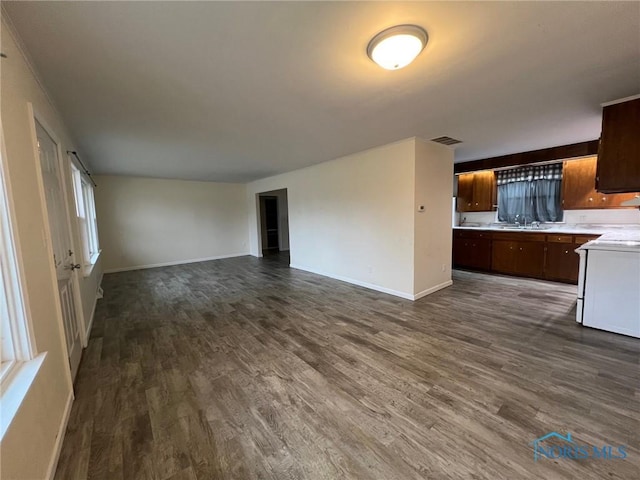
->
[27,103,83,385]
[256,189,291,258]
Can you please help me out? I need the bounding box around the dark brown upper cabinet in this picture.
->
[563,156,638,209]
[596,97,640,193]
[456,170,496,212]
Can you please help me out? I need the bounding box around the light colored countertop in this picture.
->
[577,230,640,253]
[453,224,640,235]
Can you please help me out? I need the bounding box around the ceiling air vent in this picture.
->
[431,136,462,146]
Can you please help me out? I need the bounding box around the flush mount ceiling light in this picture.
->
[367,25,428,70]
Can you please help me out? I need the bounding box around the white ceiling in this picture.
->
[4,1,640,182]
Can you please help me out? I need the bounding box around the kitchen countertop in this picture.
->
[577,230,640,253]
[453,224,640,235]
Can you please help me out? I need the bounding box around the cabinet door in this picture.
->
[472,171,496,211]
[516,242,546,278]
[471,238,492,271]
[545,242,579,283]
[562,157,599,209]
[597,98,640,193]
[492,240,518,274]
[457,174,474,212]
[563,157,639,208]
[453,237,468,267]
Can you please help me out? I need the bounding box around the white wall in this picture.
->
[414,139,454,297]
[276,190,290,251]
[1,16,103,479]
[562,208,640,225]
[455,207,640,226]
[248,138,420,299]
[94,175,249,272]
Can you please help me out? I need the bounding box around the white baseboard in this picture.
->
[46,390,73,480]
[103,253,250,274]
[289,264,416,300]
[290,264,453,301]
[413,280,453,300]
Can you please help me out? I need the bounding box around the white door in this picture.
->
[35,120,82,380]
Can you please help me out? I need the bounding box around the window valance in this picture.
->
[496,163,563,185]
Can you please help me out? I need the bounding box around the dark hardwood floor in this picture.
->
[54,256,639,480]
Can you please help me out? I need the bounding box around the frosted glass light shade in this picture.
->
[367,25,428,70]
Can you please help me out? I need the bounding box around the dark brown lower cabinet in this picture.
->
[491,240,518,275]
[516,241,546,278]
[453,232,492,271]
[491,239,545,278]
[453,237,492,271]
[545,242,580,282]
[454,229,599,284]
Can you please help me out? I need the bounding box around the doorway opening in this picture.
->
[257,189,290,265]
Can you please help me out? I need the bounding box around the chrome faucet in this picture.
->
[514,214,535,229]
[513,215,540,229]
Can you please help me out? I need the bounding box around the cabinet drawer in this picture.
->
[492,231,546,242]
[574,235,600,245]
[454,229,492,239]
[547,234,574,243]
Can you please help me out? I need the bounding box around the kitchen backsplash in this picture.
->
[454,208,640,226]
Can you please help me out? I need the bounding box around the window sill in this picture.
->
[0,360,17,384]
[82,250,101,277]
[0,352,46,440]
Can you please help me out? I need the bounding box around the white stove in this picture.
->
[575,231,640,338]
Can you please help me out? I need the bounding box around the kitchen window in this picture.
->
[70,162,100,271]
[1,127,42,439]
[497,163,563,224]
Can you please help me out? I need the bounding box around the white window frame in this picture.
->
[70,160,100,275]
[1,122,44,440]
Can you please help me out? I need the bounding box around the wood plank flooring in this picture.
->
[55,255,639,480]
